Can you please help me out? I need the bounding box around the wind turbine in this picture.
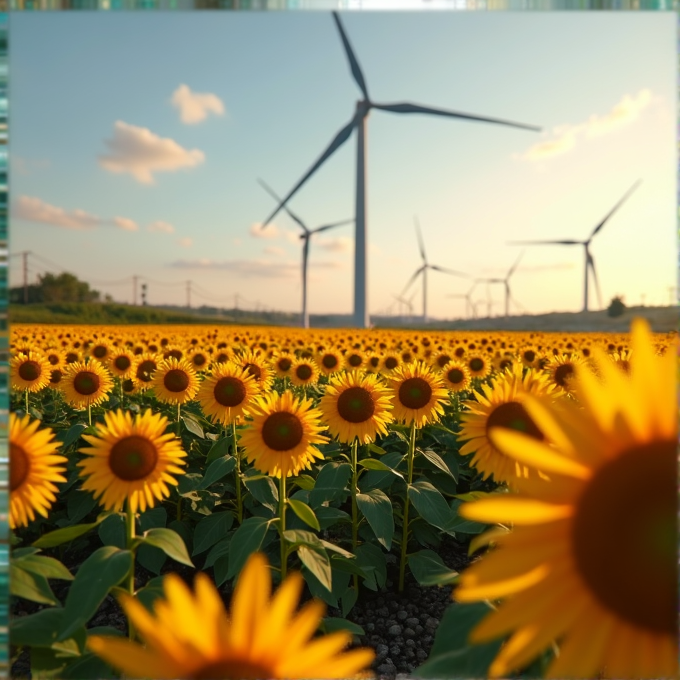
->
[259,12,542,329]
[448,281,479,319]
[400,217,468,324]
[258,178,353,329]
[392,289,417,325]
[477,251,524,318]
[508,180,641,312]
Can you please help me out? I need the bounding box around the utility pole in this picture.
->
[141,283,147,306]
[234,293,239,311]
[22,251,29,304]
[186,280,191,309]
[133,275,138,306]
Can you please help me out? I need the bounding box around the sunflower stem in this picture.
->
[87,402,92,427]
[279,473,288,580]
[176,497,182,522]
[24,389,29,415]
[125,501,136,641]
[176,402,181,437]
[351,438,359,592]
[233,421,243,524]
[398,420,417,593]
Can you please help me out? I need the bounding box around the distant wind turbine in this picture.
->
[392,289,417,324]
[258,178,353,329]
[475,251,524,318]
[508,180,642,312]
[448,281,479,319]
[258,11,542,329]
[401,217,468,323]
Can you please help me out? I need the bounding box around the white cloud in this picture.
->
[178,237,193,248]
[314,235,353,253]
[264,246,286,256]
[98,121,205,185]
[112,216,139,232]
[518,89,653,161]
[11,157,50,177]
[14,196,137,234]
[148,220,175,234]
[169,258,341,278]
[171,84,225,125]
[249,222,280,239]
[284,229,302,244]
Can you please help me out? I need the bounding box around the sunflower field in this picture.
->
[8,320,678,680]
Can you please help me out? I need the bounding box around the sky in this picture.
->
[9,11,676,321]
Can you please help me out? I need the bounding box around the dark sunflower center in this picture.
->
[114,356,132,371]
[261,411,304,451]
[454,347,465,358]
[19,360,41,382]
[384,357,398,370]
[618,359,631,374]
[572,441,677,635]
[322,354,338,369]
[436,355,451,368]
[244,363,262,380]
[369,357,380,368]
[348,354,362,367]
[122,379,135,393]
[214,377,246,407]
[295,364,313,381]
[10,443,30,491]
[50,369,62,384]
[277,358,292,371]
[163,369,190,393]
[554,363,575,387]
[109,436,159,481]
[137,360,156,382]
[192,659,275,680]
[47,354,60,365]
[193,354,207,366]
[485,401,544,440]
[73,371,100,396]
[215,353,229,363]
[168,349,183,360]
[499,359,513,371]
[398,377,432,410]
[93,346,107,358]
[468,358,484,373]
[401,353,412,363]
[447,368,465,385]
[523,350,536,362]
[337,386,375,423]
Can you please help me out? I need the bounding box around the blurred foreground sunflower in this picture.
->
[454,319,678,679]
[9,414,66,529]
[88,552,374,679]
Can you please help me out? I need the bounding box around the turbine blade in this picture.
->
[414,216,427,263]
[400,266,424,297]
[332,12,369,100]
[589,179,642,240]
[257,177,307,231]
[373,101,541,132]
[587,250,603,309]
[260,114,359,229]
[507,240,582,245]
[311,218,355,234]
[430,264,468,277]
[507,250,524,279]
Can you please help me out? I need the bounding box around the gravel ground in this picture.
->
[11,534,472,680]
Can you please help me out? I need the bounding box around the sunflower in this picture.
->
[271,351,295,379]
[518,345,541,369]
[441,360,472,393]
[492,352,515,373]
[543,353,586,395]
[235,349,274,391]
[60,359,114,409]
[10,351,51,393]
[239,391,328,478]
[454,319,677,679]
[457,364,557,486]
[42,348,64,369]
[430,350,455,371]
[89,341,112,363]
[47,367,64,388]
[608,348,632,374]
[196,362,260,426]
[318,348,343,376]
[379,352,401,376]
[150,357,199,405]
[88,551,374,680]
[9,414,67,529]
[78,409,187,514]
[319,371,393,444]
[132,352,161,392]
[108,348,135,378]
[466,353,492,380]
[386,361,449,428]
[289,358,321,387]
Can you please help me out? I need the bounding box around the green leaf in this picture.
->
[10,563,60,605]
[138,506,167,532]
[320,616,365,637]
[358,458,401,476]
[135,575,166,612]
[226,516,273,580]
[298,545,332,593]
[206,435,232,466]
[32,515,109,549]
[414,602,502,679]
[204,536,232,569]
[11,608,73,648]
[58,547,133,641]
[283,529,324,550]
[60,652,120,680]
[287,499,320,531]
[445,499,489,535]
[355,543,387,591]
[453,490,493,502]
[316,506,351,530]
[329,554,367,578]
[419,448,457,481]
[320,540,355,559]
[13,553,74,581]
[199,455,236,489]
[408,480,454,533]
[181,414,204,438]
[61,423,87,449]
[367,443,386,456]
[341,586,358,618]
[243,472,279,513]
[66,490,98,525]
[137,542,167,576]
[140,528,194,567]
[293,474,316,491]
[97,513,126,549]
[192,512,235,556]
[408,549,459,587]
[356,489,394,551]
[12,546,40,559]
[309,462,351,508]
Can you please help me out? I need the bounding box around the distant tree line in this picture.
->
[10,272,112,304]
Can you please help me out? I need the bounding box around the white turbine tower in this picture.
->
[508,180,642,312]
[400,217,468,324]
[476,251,524,318]
[259,11,542,328]
[258,178,353,329]
[448,281,479,319]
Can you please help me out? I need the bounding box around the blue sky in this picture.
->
[10,11,676,319]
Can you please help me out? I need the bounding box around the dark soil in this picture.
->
[11,534,472,680]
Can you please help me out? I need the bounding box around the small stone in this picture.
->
[406,639,416,648]
[397,610,408,621]
[375,644,389,661]
[388,624,402,636]
[377,663,396,676]
[416,649,428,661]
[390,645,401,657]
[425,617,439,630]
[404,628,415,639]
[415,624,424,634]
[365,622,375,632]
[405,617,419,628]
[377,606,390,618]
[389,601,399,612]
